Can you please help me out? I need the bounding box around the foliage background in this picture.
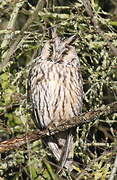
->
[0,0,117,179]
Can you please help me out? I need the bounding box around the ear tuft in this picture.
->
[51,27,58,39]
[63,35,77,46]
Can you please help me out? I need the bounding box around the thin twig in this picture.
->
[0,93,26,117]
[0,104,20,117]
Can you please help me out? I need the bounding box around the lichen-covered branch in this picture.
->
[0,101,116,153]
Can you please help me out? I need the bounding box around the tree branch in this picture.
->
[0,101,116,153]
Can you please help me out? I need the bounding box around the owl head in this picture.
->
[40,28,80,66]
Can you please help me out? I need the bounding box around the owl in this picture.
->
[28,29,83,170]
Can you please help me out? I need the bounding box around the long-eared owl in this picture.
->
[28,29,83,170]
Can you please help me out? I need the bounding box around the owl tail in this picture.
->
[44,130,74,171]
[59,130,73,170]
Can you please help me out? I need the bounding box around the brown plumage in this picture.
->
[28,29,83,170]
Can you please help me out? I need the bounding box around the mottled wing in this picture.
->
[29,60,83,129]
